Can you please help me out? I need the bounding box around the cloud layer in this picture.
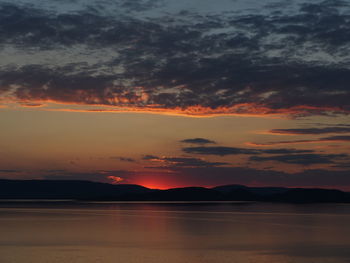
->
[1,0,350,116]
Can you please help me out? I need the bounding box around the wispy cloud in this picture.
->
[183,146,259,156]
[250,153,348,165]
[268,127,350,135]
[183,146,315,156]
[180,138,216,145]
[247,135,350,146]
[110,157,135,162]
[144,156,229,168]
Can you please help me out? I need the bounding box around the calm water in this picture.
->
[1,202,350,263]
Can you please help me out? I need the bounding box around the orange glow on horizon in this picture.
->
[42,104,286,118]
[130,178,222,190]
[137,181,173,190]
[131,177,187,190]
[4,99,348,118]
[132,180,350,192]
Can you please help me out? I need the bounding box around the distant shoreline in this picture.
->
[1,179,350,203]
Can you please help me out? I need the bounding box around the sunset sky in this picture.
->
[1,0,350,190]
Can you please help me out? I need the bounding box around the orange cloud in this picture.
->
[107,176,124,184]
[20,102,47,108]
[3,96,349,118]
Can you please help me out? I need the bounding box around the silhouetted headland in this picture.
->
[0,179,349,203]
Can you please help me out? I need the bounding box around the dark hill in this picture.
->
[0,179,152,199]
[213,185,288,196]
[0,179,350,203]
[266,188,350,203]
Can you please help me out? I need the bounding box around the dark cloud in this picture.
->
[180,138,216,144]
[181,144,349,165]
[262,149,314,154]
[322,135,350,141]
[142,155,160,160]
[269,127,350,135]
[183,146,315,156]
[250,153,348,165]
[110,157,135,162]
[183,146,260,156]
[250,135,350,146]
[1,0,350,116]
[44,169,67,173]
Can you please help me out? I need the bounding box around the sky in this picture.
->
[0,0,350,190]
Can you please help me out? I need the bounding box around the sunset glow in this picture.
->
[0,0,350,191]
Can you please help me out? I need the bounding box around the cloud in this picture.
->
[44,169,67,173]
[262,149,314,154]
[322,135,350,141]
[183,146,260,156]
[144,156,229,167]
[142,155,160,160]
[110,157,135,162]
[180,138,216,144]
[183,146,315,156]
[107,176,124,184]
[268,127,350,135]
[248,135,350,146]
[1,0,350,116]
[250,153,348,165]
[180,143,349,166]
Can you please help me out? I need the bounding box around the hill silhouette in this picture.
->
[0,179,349,203]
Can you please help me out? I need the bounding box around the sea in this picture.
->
[0,201,349,263]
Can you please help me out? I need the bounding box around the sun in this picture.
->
[137,180,174,190]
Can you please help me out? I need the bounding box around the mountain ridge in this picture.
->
[0,179,349,203]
